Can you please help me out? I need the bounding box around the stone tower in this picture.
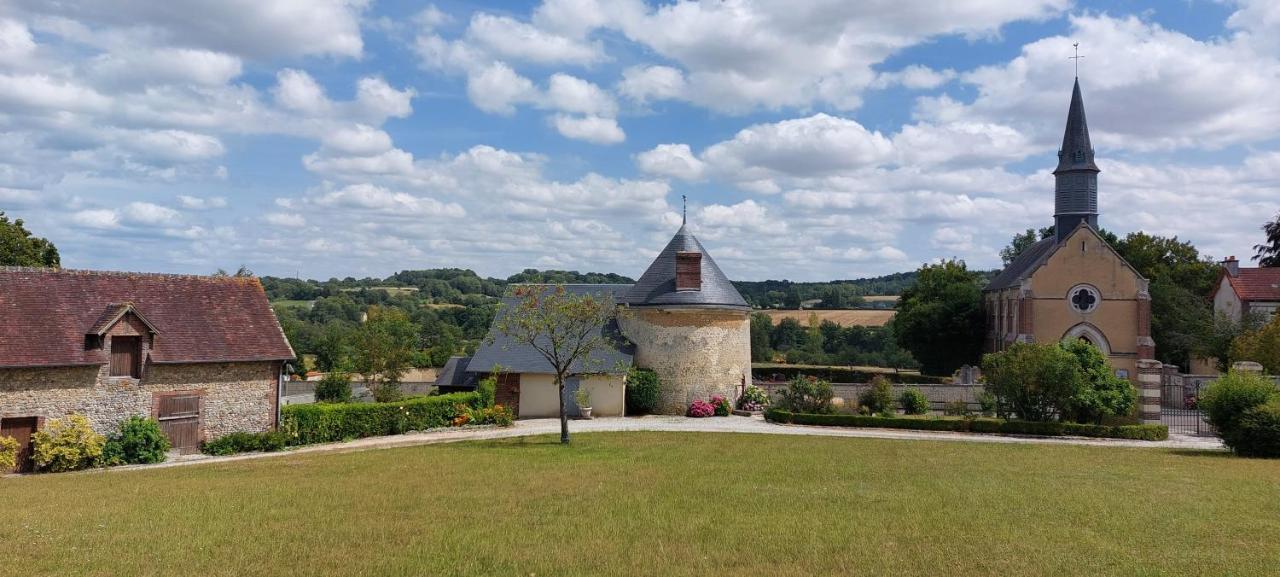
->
[1053,77,1100,244]
[620,224,752,415]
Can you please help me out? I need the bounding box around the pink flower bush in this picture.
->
[710,395,732,416]
[687,399,715,418]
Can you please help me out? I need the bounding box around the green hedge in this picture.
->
[764,409,1168,441]
[752,365,948,384]
[282,392,481,445]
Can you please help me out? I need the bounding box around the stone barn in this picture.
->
[463,222,751,417]
[0,268,295,470]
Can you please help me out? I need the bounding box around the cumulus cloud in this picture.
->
[636,144,705,180]
[550,114,625,144]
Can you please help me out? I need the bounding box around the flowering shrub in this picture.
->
[738,385,771,412]
[31,414,105,473]
[474,405,515,427]
[711,395,732,416]
[688,399,715,418]
[452,403,473,427]
[0,435,18,472]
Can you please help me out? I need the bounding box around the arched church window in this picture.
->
[1068,284,1099,314]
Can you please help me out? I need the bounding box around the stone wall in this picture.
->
[0,361,279,439]
[621,307,750,415]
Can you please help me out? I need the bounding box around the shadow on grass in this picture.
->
[1166,448,1237,459]
[466,435,567,450]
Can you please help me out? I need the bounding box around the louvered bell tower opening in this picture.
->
[675,252,702,291]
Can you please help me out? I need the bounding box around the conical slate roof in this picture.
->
[1054,77,1099,174]
[623,225,749,310]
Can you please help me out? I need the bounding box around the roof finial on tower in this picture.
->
[682,194,687,225]
[1069,42,1084,78]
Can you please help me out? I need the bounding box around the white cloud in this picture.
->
[313,183,466,218]
[72,209,121,229]
[466,13,605,65]
[0,19,37,66]
[551,114,625,144]
[544,73,616,116]
[274,69,332,115]
[466,62,538,116]
[122,202,181,226]
[178,195,228,210]
[265,213,306,228]
[322,125,394,156]
[702,114,894,178]
[636,143,705,180]
[617,65,686,103]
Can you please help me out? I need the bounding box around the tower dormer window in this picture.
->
[675,252,702,291]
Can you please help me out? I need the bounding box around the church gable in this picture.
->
[1028,224,1145,300]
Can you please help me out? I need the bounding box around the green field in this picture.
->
[2,432,1278,576]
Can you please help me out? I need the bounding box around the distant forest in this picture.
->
[262,268,944,372]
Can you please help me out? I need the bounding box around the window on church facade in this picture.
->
[1068,285,1100,314]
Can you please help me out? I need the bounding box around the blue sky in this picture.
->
[2,0,1278,281]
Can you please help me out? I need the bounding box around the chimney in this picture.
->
[1222,256,1239,278]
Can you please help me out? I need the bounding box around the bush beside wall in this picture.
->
[753,365,948,384]
[282,392,481,445]
[764,409,1168,441]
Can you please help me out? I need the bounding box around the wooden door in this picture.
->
[155,392,201,453]
[1,416,39,473]
[110,336,141,377]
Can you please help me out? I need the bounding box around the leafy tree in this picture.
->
[1111,232,1219,369]
[315,371,352,403]
[351,306,419,402]
[981,342,1083,422]
[0,211,59,267]
[820,287,846,309]
[1000,226,1053,265]
[1232,316,1280,374]
[771,317,805,352]
[1255,212,1280,267]
[312,320,355,372]
[783,286,803,309]
[894,260,986,376]
[493,285,621,444]
[1202,312,1268,372]
[1060,340,1136,424]
[213,265,254,277]
[749,313,773,362]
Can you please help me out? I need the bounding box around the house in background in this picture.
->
[466,285,634,419]
[0,268,294,470]
[1212,257,1280,323]
[455,220,752,419]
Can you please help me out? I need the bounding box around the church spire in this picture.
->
[1053,77,1100,243]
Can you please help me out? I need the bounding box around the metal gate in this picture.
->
[1161,381,1215,437]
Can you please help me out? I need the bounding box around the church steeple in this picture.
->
[1053,77,1100,243]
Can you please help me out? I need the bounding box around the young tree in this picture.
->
[494,286,622,444]
[352,306,419,402]
[981,342,1083,422]
[1060,339,1136,424]
[0,211,59,267]
[1231,316,1280,374]
[749,313,773,362]
[1255,212,1280,267]
[894,259,986,376]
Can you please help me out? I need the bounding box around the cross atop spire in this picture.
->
[1069,42,1084,78]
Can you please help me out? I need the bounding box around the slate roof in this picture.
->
[985,237,1057,292]
[468,285,635,375]
[985,223,1146,292]
[434,356,478,389]
[1222,267,1280,301]
[1055,78,1099,174]
[0,267,295,368]
[622,225,749,310]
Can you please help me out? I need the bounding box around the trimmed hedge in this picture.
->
[282,392,481,445]
[202,430,289,456]
[764,409,1168,441]
[752,365,948,384]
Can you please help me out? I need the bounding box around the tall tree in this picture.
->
[0,211,60,267]
[1255,212,1280,267]
[894,259,986,376]
[999,226,1053,265]
[351,306,419,402]
[749,313,773,362]
[1111,232,1219,368]
[494,286,620,444]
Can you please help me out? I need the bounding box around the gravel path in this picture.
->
[12,414,1223,477]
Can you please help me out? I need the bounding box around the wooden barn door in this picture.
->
[154,392,202,453]
[1,416,39,473]
[110,336,141,377]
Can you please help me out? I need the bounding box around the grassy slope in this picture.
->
[2,432,1278,577]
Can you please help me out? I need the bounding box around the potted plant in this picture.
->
[574,388,593,419]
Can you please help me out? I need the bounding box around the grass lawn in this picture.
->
[2,432,1278,576]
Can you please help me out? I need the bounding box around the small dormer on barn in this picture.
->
[86,303,160,378]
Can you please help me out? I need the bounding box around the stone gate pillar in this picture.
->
[1135,359,1163,425]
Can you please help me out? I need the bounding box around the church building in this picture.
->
[984,78,1155,385]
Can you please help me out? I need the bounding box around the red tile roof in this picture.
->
[1225,267,1280,302]
[0,268,294,368]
